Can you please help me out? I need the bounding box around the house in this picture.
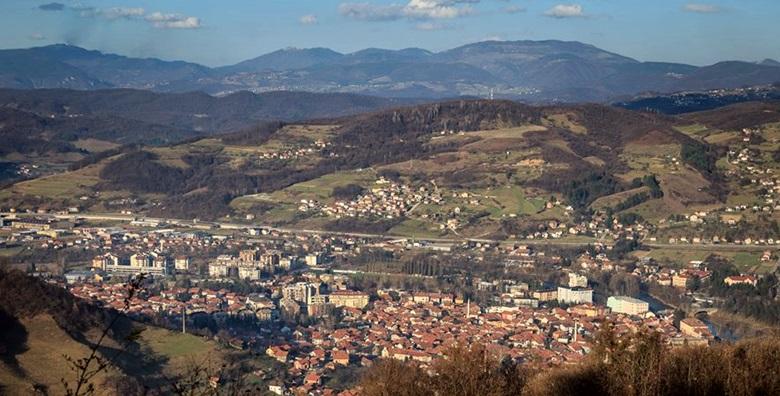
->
[333,350,350,366]
[266,346,289,363]
[724,275,758,287]
[672,273,692,289]
[679,318,713,339]
[304,372,321,386]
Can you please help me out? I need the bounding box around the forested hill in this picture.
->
[0,88,420,178]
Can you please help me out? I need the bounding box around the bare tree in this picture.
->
[61,274,146,396]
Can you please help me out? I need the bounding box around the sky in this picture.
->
[1,0,778,67]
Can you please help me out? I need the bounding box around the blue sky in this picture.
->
[1,0,778,67]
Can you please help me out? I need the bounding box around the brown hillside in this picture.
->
[682,101,780,130]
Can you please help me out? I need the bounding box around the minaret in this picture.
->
[573,320,578,343]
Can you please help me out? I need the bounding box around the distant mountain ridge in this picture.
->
[615,84,780,114]
[1,41,780,101]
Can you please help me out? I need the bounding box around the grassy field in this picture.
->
[0,315,121,395]
[281,124,339,140]
[639,248,711,265]
[430,125,546,143]
[728,251,770,273]
[73,138,120,153]
[0,316,228,395]
[273,169,378,203]
[486,185,548,217]
[542,113,587,134]
[590,187,650,210]
[149,146,191,169]
[389,218,445,239]
[704,131,739,145]
[620,198,672,223]
[138,326,225,372]
[3,163,103,199]
[674,123,711,137]
[639,248,771,274]
[230,169,378,222]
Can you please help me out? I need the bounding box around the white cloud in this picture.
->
[339,3,405,21]
[299,14,318,25]
[404,0,474,19]
[29,33,47,40]
[57,4,201,29]
[339,0,475,21]
[78,6,145,20]
[544,4,585,18]
[101,7,145,19]
[683,3,722,13]
[145,12,202,29]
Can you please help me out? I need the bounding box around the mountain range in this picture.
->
[2,41,780,102]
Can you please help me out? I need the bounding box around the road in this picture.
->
[2,211,776,251]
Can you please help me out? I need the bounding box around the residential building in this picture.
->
[724,275,758,287]
[328,290,370,309]
[679,317,713,339]
[557,287,593,305]
[567,273,588,288]
[532,289,558,302]
[607,296,649,316]
[174,256,191,271]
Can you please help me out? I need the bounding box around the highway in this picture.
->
[2,211,776,251]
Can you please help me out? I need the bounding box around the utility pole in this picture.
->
[182,309,186,334]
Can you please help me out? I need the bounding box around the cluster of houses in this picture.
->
[50,236,736,395]
[300,179,442,220]
[664,207,780,246]
[257,140,330,161]
[258,288,708,394]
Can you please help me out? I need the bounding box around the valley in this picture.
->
[3,4,780,395]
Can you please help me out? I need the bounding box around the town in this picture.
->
[2,206,762,394]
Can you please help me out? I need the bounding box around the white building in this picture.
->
[305,253,324,267]
[174,256,191,271]
[103,252,169,276]
[557,286,593,305]
[567,273,588,288]
[238,265,262,281]
[279,256,299,270]
[282,282,318,305]
[607,296,649,316]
